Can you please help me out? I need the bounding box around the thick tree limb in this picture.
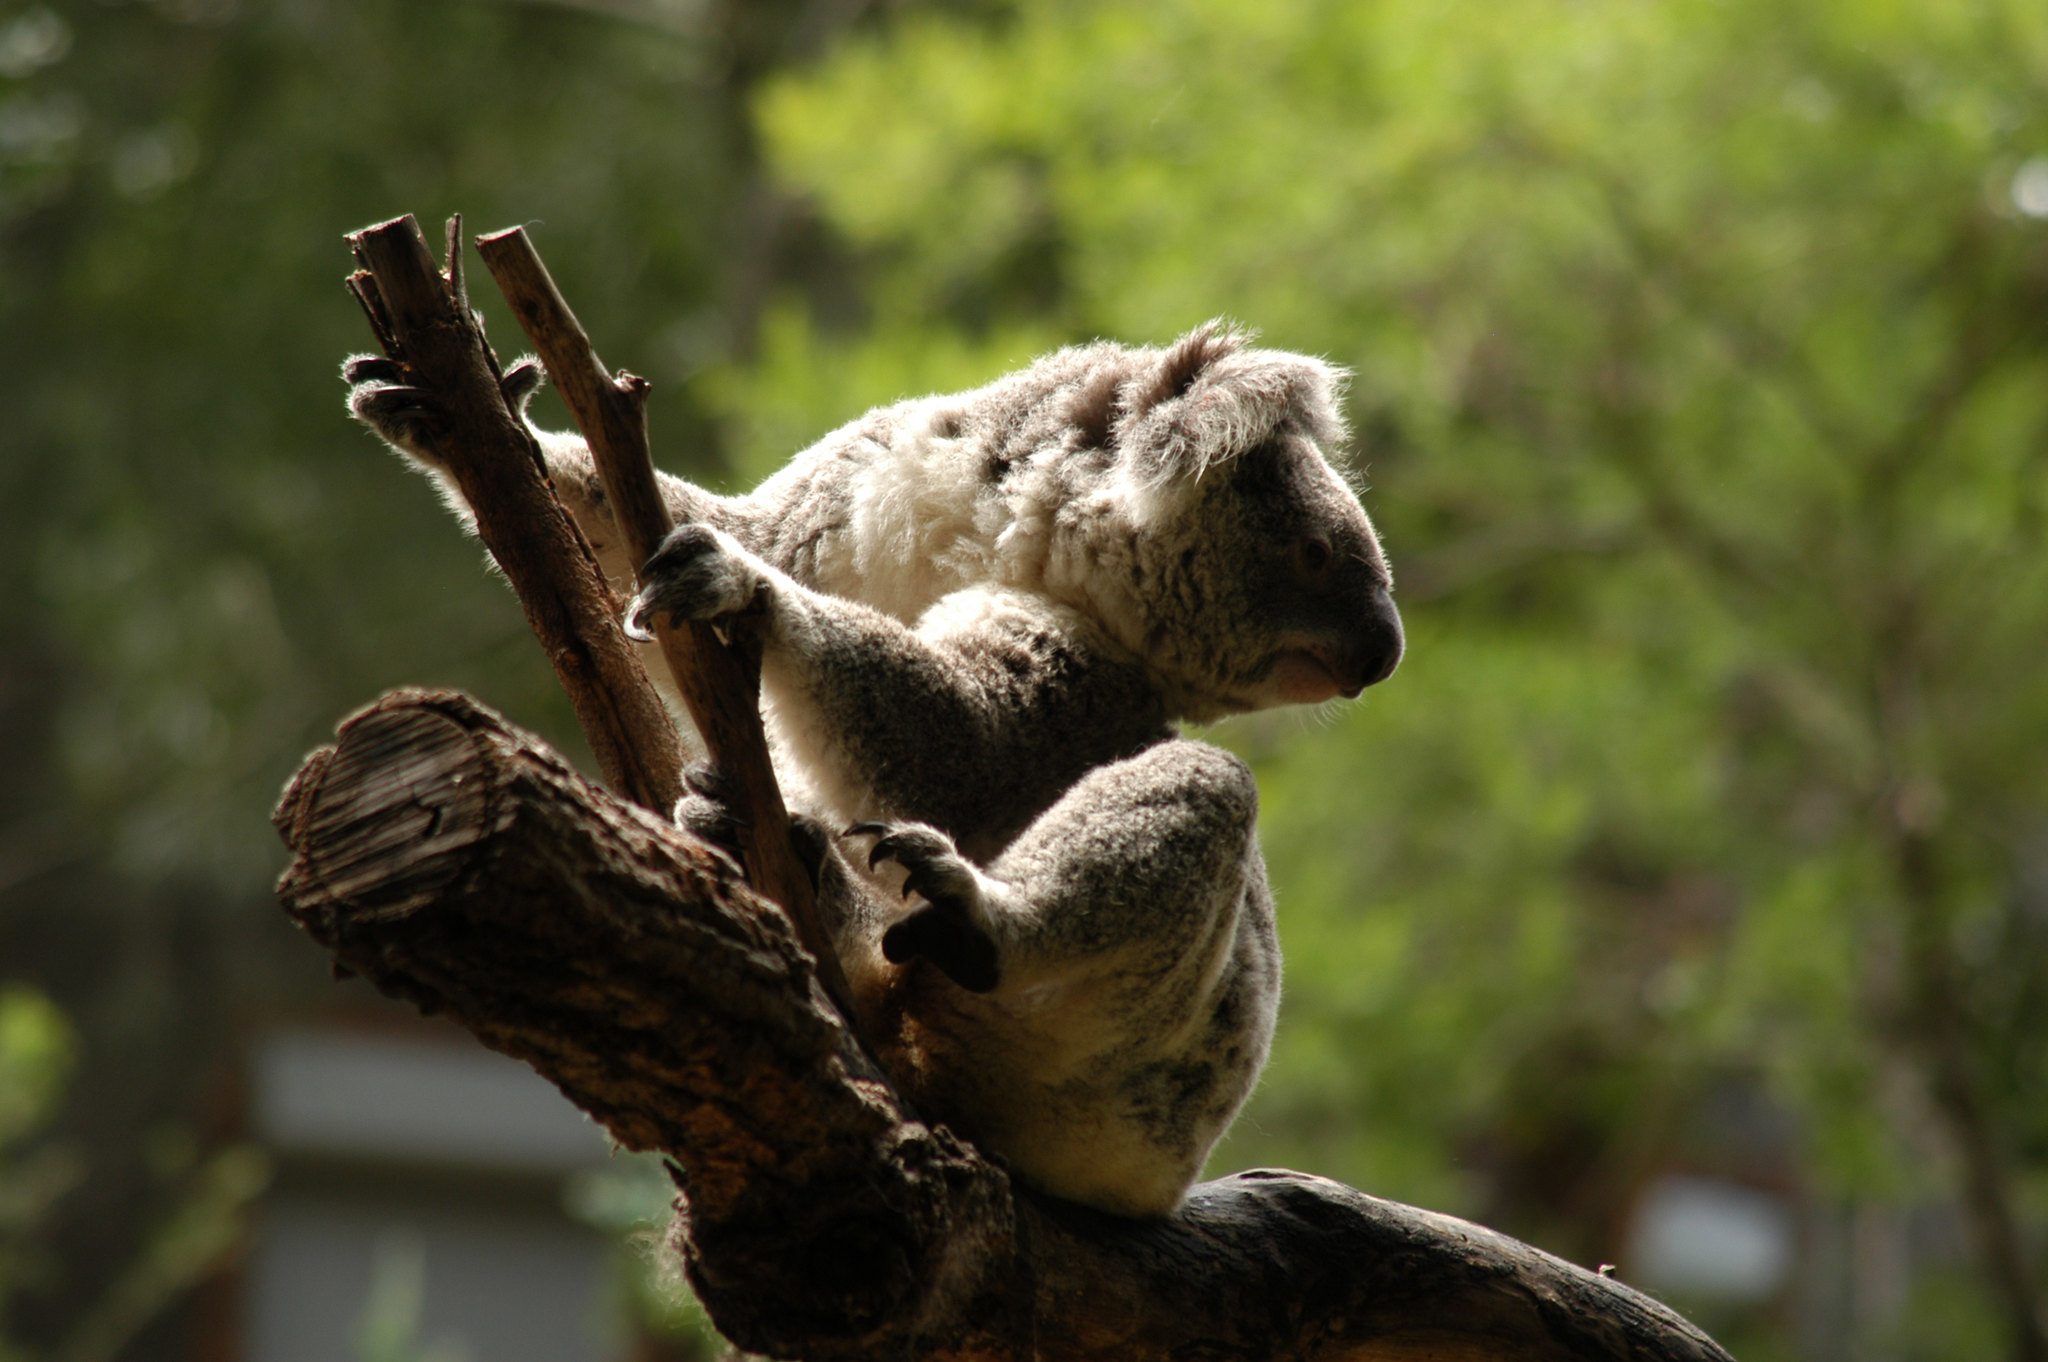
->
[470,224,852,1021]
[274,690,1734,1362]
[344,214,684,814]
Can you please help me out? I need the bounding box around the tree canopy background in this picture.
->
[1,1,2044,1360]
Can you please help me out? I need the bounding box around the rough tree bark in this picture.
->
[301,215,1737,1359]
[275,689,1734,1362]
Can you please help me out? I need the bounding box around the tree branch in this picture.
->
[470,224,852,1021]
[344,214,684,814]
[274,689,1734,1362]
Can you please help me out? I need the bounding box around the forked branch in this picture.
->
[471,224,851,1018]
[344,215,684,814]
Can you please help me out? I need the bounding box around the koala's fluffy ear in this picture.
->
[1109,320,1351,514]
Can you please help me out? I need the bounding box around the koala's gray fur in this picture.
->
[345,322,1402,1218]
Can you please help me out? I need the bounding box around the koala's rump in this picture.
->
[876,877,1278,1220]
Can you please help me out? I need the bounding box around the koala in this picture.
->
[345,322,1402,1217]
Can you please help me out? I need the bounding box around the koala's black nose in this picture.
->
[1348,586,1404,692]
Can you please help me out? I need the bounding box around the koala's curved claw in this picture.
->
[352,384,435,421]
[624,524,764,640]
[861,823,986,918]
[842,821,891,840]
[343,354,404,386]
[864,826,952,884]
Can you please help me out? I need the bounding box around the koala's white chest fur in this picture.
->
[752,410,1069,629]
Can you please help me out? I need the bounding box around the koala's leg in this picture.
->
[863,738,1279,1217]
[624,525,1170,849]
[861,738,1269,995]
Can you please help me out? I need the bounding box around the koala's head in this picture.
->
[1042,322,1404,721]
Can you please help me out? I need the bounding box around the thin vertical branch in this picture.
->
[344,214,685,814]
[472,224,854,1021]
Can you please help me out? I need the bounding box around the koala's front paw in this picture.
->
[343,354,548,461]
[623,525,766,641]
[344,354,448,457]
[848,822,1000,993]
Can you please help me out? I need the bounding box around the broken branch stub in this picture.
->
[471,224,850,1018]
[343,213,684,815]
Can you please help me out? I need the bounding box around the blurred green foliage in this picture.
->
[0,986,267,1362]
[350,1236,465,1362]
[3,0,2046,1359]
[3,0,765,895]
[0,986,81,1362]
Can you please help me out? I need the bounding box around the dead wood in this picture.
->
[275,689,1735,1362]
[470,224,853,1021]
[344,214,684,814]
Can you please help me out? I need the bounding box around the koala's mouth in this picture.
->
[1264,599,1405,705]
[1268,649,1355,704]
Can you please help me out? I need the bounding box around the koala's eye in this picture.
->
[1297,535,1333,579]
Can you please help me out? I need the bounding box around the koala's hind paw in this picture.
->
[624,525,766,641]
[848,822,1000,993]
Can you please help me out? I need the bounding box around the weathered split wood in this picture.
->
[471,224,852,1022]
[344,213,685,814]
[274,688,1735,1362]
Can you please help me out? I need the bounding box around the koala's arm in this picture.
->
[625,524,1170,852]
[623,521,1255,998]
[342,354,736,594]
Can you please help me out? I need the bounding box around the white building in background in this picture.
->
[244,1028,624,1362]
[1626,1174,1796,1303]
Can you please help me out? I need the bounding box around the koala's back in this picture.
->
[712,339,1170,624]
